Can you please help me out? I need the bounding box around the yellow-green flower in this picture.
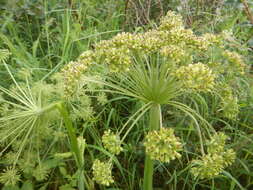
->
[207,132,227,154]
[144,127,182,163]
[92,159,114,186]
[175,63,215,92]
[191,153,224,179]
[102,130,122,155]
[160,45,187,63]
[223,50,246,75]
[218,83,239,119]
[191,133,236,179]
[158,11,184,31]
[62,50,95,95]
[0,167,20,186]
[223,148,236,167]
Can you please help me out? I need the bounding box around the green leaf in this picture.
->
[21,181,33,190]
[222,171,246,190]
[3,185,20,190]
[59,184,75,190]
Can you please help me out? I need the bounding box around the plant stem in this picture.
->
[143,103,160,190]
[56,102,85,190]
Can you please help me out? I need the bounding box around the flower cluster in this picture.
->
[144,127,183,163]
[158,11,184,31]
[218,84,239,119]
[0,167,20,186]
[191,153,226,179]
[160,45,187,63]
[175,63,215,92]
[102,130,123,155]
[222,95,239,119]
[207,132,227,154]
[134,30,164,53]
[61,10,243,98]
[223,50,246,75]
[94,33,136,72]
[191,133,236,179]
[196,33,222,50]
[62,50,95,95]
[97,47,132,72]
[92,159,114,186]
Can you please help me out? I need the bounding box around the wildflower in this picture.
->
[175,63,215,92]
[144,127,182,163]
[62,50,95,95]
[110,32,138,49]
[222,95,239,120]
[158,11,184,31]
[223,148,236,167]
[102,130,122,155]
[97,92,107,105]
[199,33,222,49]
[96,46,132,72]
[223,50,246,74]
[221,30,234,41]
[218,84,239,119]
[32,163,50,181]
[191,133,236,179]
[191,153,224,179]
[62,61,88,95]
[135,30,166,53]
[168,28,196,45]
[78,50,95,64]
[207,132,228,154]
[92,159,114,186]
[160,45,187,63]
[0,167,20,186]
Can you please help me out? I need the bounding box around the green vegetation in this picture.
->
[0,0,252,190]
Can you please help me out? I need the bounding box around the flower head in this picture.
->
[175,63,215,92]
[158,11,184,31]
[223,50,246,74]
[191,153,224,179]
[92,159,114,186]
[218,83,239,119]
[144,127,183,163]
[207,132,228,154]
[160,45,187,63]
[102,130,122,155]
[191,133,236,179]
[0,167,20,186]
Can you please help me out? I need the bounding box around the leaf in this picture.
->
[222,171,246,190]
[2,185,20,190]
[59,184,75,190]
[21,181,33,190]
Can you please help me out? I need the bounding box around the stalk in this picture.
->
[56,102,85,190]
[143,104,160,190]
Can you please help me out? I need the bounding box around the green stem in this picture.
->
[143,104,160,190]
[56,102,85,190]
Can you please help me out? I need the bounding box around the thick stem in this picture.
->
[143,104,160,190]
[56,102,85,190]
